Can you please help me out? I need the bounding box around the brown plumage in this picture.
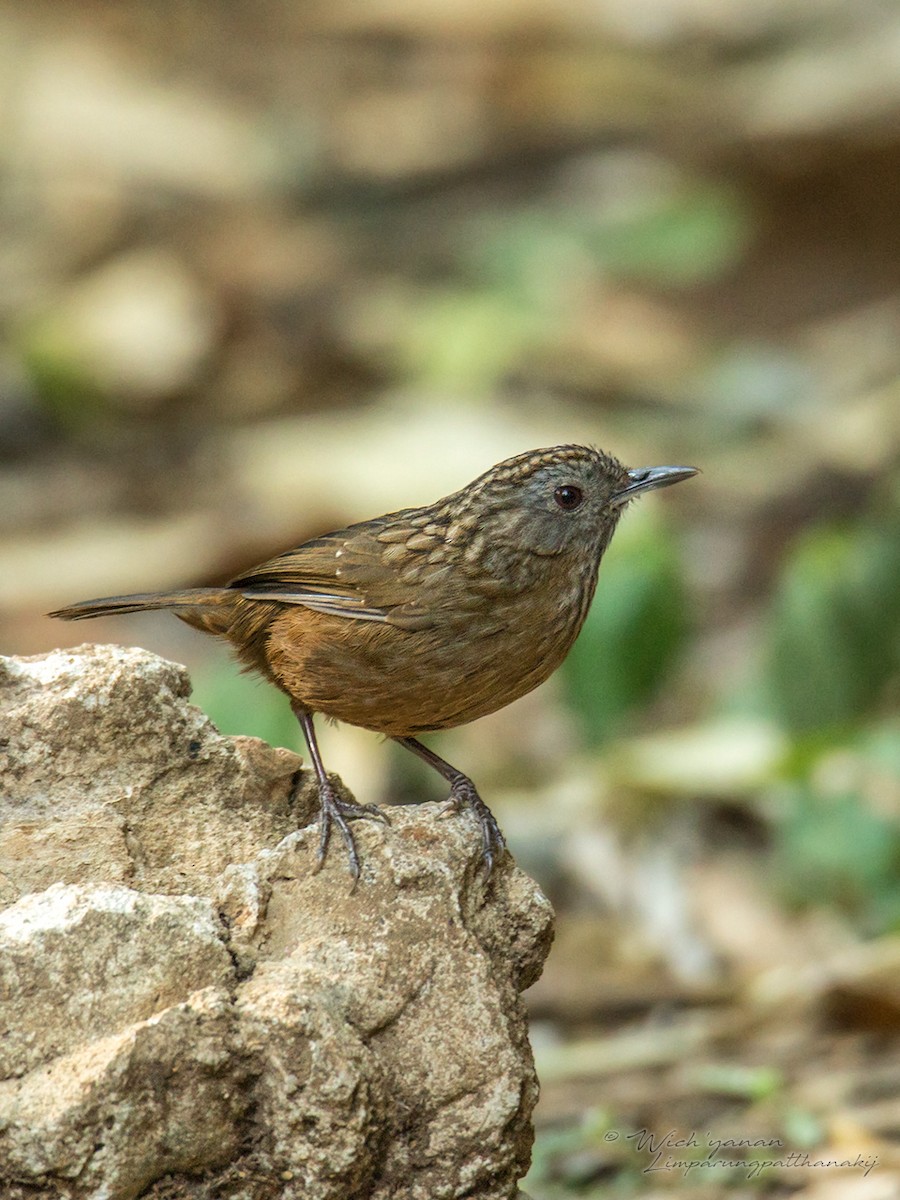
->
[50,444,697,880]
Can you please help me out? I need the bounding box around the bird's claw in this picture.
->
[314,781,389,884]
[441,778,506,879]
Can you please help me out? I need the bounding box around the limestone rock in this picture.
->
[0,884,233,1079]
[0,645,554,1199]
[0,644,308,901]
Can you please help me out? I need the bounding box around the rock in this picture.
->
[0,645,554,1199]
[0,973,243,1200]
[0,885,234,1080]
[0,645,307,901]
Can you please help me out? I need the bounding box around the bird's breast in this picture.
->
[263,553,598,736]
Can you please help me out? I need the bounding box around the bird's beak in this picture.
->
[610,464,699,507]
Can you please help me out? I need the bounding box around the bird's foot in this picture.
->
[440,775,507,878]
[315,778,390,883]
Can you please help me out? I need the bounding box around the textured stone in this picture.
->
[0,645,308,900]
[0,985,244,1199]
[0,645,554,1199]
[0,884,233,1078]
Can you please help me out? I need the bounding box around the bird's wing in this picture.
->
[231,516,452,630]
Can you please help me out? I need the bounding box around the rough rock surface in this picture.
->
[0,645,554,1200]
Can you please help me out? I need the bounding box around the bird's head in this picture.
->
[462,444,697,560]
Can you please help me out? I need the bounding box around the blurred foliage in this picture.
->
[753,499,900,935]
[569,184,749,287]
[774,778,900,933]
[765,514,900,735]
[695,342,820,433]
[524,1107,633,1198]
[463,183,748,294]
[396,287,541,389]
[190,662,301,753]
[557,483,900,937]
[771,720,900,934]
[560,510,690,745]
[525,1090,831,1196]
[523,1100,800,1197]
[685,1063,783,1101]
[20,333,110,438]
[399,181,748,390]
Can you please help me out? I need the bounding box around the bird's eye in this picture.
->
[554,484,584,511]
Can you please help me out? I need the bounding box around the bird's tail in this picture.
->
[49,588,232,622]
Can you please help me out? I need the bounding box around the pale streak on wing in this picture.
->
[240,589,389,623]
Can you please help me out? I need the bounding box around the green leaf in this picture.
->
[774,779,900,932]
[560,513,689,745]
[766,520,900,734]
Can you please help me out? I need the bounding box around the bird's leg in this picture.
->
[293,706,388,881]
[393,736,507,877]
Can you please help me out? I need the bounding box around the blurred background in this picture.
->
[2,1,899,1196]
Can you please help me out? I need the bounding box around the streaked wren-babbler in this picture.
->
[51,444,697,879]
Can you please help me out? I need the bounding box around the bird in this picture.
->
[50,444,697,881]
